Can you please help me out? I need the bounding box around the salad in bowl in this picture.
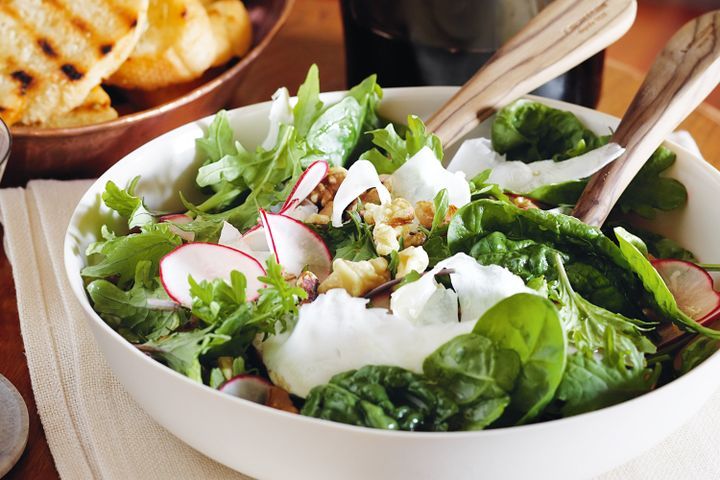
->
[77,66,720,435]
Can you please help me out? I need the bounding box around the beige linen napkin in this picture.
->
[0,180,248,480]
[1,179,719,480]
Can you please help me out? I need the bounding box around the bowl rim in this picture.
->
[0,118,10,178]
[64,86,720,440]
[10,0,295,138]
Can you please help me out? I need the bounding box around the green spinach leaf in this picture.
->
[471,293,567,423]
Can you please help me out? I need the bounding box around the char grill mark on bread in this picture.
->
[0,0,148,126]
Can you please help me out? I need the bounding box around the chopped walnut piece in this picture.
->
[414,201,458,229]
[415,201,435,229]
[363,198,414,227]
[266,386,299,413]
[318,257,390,297]
[308,166,347,207]
[305,214,330,225]
[400,226,427,247]
[373,224,400,255]
[295,271,319,303]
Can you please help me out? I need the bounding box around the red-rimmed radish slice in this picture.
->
[284,201,318,222]
[159,213,192,224]
[218,222,272,263]
[160,243,266,307]
[160,214,195,242]
[219,375,272,404]
[280,160,329,213]
[259,210,331,280]
[331,160,391,227]
[652,259,720,323]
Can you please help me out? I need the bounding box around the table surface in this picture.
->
[3,0,720,478]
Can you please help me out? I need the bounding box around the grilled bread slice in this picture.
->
[38,86,118,128]
[0,0,148,126]
[205,0,252,67]
[107,0,217,90]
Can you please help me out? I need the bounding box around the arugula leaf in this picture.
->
[81,223,181,287]
[294,64,323,137]
[553,254,656,370]
[492,99,606,162]
[468,169,511,203]
[614,227,720,340]
[676,336,719,374]
[361,115,442,174]
[556,353,660,416]
[312,210,377,261]
[86,261,185,342]
[431,188,449,234]
[102,176,155,229]
[196,110,237,164]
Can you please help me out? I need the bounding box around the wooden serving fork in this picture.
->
[573,11,720,227]
[426,0,637,154]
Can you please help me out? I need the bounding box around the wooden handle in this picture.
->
[573,11,720,227]
[427,0,636,154]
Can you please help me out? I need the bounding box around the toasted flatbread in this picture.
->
[0,0,148,126]
[36,86,118,127]
[107,0,217,90]
[205,0,252,67]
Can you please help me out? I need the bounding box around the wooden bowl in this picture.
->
[2,0,293,187]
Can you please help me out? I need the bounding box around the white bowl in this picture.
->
[64,87,720,480]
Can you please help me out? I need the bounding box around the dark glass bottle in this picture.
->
[340,0,605,108]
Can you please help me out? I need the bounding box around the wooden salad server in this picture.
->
[573,10,720,227]
[426,0,637,154]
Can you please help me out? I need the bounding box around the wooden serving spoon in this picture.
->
[426,0,637,154]
[573,11,720,227]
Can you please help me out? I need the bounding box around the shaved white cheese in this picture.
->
[448,137,624,194]
[262,252,536,397]
[262,289,472,397]
[390,147,470,207]
[261,87,293,150]
[390,252,536,325]
[331,160,391,227]
[440,253,536,323]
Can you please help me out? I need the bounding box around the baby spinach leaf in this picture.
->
[472,293,567,423]
[465,231,563,281]
[556,353,660,416]
[614,227,720,340]
[492,100,606,162]
[607,223,696,262]
[302,365,459,431]
[424,333,520,405]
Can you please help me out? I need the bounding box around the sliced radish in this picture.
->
[280,160,329,213]
[259,210,331,280]
[218,222,272,264]
[160,242,266,307]
[331,160,391,227]
[652,259,720,323]
[160,214,195,242]
[219,374,272,404]
[159,213,192,224]
[284,201,318,222]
